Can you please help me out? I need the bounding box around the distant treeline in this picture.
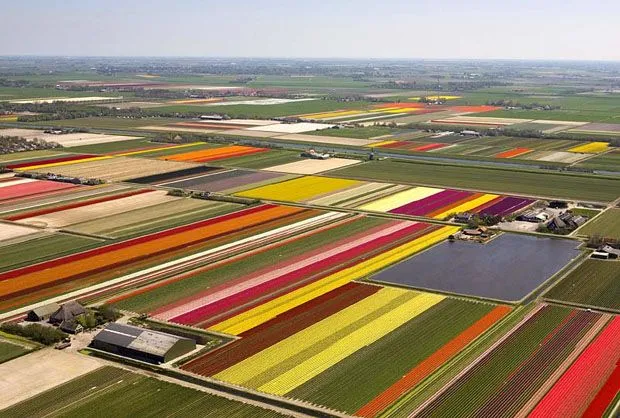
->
[376,81,511,91]
[485,99,561,110]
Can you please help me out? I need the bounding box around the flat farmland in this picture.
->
[0,349,101,409]
[330,160,620,202]
[544,260,620,311]
[65,138,161,154]
[0,150,68,164]
[263,158,361,175]
[159,169,290,193]
[467,109,620,123]
[147,99,371,118]
[67,199,240,239]
[111,215,392,313]
[576,150,620,172]
[406,306,618,418]
[305,126,395,139]
[0,340,30,364]
[16,190,178,229]
[577,208,620,238]
[182,289,509,415]
[24,156,197,182]
[216,149,303,169]
[0,129,142,147]
[0,205,321,313]
[372,234,581,302]
[23,116,177,130]
[0,233,102,272]
[1,366,286,418]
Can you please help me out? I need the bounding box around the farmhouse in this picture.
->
[26,303,61,322]
[49,301,86,325]
[517,210,550,223]
[90,323,196,364]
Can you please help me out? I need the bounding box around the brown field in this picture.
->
[18,190,177,229]
[28,157,196,182]
[0,350,101,409]
[264,158,361,174]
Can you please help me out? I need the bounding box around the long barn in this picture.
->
[90,323,195,364]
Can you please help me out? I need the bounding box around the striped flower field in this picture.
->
[402,305,620,418]
[357,185,533,220]
[182,286,510,414]
[0,177,78,202]
[160,145,268,163]
[0,204,317,312]
[235,176,534,220]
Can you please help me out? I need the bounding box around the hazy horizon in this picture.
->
[2,0,619,60]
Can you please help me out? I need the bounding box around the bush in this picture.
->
[76,313,98,329]
[1,323,67,345]
[95,305,122,324]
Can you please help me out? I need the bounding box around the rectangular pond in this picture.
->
[372,233,581,302]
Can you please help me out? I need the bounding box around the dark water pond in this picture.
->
[373,233,581,301]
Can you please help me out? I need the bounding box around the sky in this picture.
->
[2,0,619,60]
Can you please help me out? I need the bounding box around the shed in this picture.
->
[454,213,474,223]
[60,320,83,334]
[90,323,196,364]
[591,251,610,260]
[600,245,620,259]
[50,301,86,325]
[26,303,61,322]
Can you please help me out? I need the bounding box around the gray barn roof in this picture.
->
[93,323,193,357]
[30,303,61,318]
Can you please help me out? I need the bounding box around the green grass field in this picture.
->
[331,160,620,202]
[65,138,156,154]
[577,208,620,238]
[545,260,620,311]
[0,150,68,163]
[148,99,371,119]
[0,233,103,272]
[0,341,29,364]
[1,366,284,418]
[576,151,620,172]
[22,116,176,130]
[247,75,374,89]
[288,299,494,414]
[0,87,132,101]
[216,149,303,169]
